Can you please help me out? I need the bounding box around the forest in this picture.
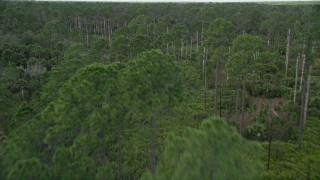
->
[0,1,319,179]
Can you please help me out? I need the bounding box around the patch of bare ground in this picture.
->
[226,96,293,136]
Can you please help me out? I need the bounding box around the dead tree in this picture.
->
[293,54,300,103]
[240,77,246,135]
[297,64,312,149]
[285,28,291,77]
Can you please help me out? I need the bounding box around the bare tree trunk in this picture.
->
[150,115,156,176]
[166,43,169,54]
[240,77,245,135]
[235,84,239,121]
[171,41,173,55]
[201,21,204,47]
[196,30,199,51]
[297,65,306,150]
[21,87,24,100]
[69,16,72,31]
[312,41,315,53]
[303,66,312,126]
[190,38,193,60]
[101,20,104,37]
[186,40,188,60]
[108,21,112,48]
[203,47,207,111]
[93,18,96,34]
[299,54,306,92]
[220,84,222,117]
[86,33,89,47]
[297,62,312,149]
[117,128,122,180]
[214,58,219,115]
[202,47,206,75]
[293,54,300,104]
[103,17,106,36]
[173,42,176,59]
[78,16,81,29]
[267,28,270,51]
[181,40,183,60]
[285,28,291,78]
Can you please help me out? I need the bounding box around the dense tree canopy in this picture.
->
[143,118,262,180]
[0,1,319,179]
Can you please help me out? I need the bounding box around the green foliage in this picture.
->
[0,3,320,180]
[205,18,236,50]
[129,35,153,56]
[124,49,182,114]
[7,157,52,180]
[171,23,188,41]
[1,49,185,179]
[232,34,263,55]
[9,103,34,131]
[111,35,130,59]
[143,118,262,180]
[260,140,320,179]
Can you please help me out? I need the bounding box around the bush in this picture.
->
[246,122,268,140]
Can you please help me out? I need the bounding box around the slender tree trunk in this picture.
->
[68,16,72,31]
[220,84,222,117]
[240,77,245,135]
[297,65,306,150]
[293,54,300,104]
[196,30,199,51]
[166,43,169,54]
[117,128,122,180]
[214,58,219,115]
[235,84,239,121]
[190,38,193,59]
[303,66,312,126]
[100,20,103,34]
[173,42,176,59]
[108,21,112,48]
[267,28,270,51]
[299,54,306,91]
[285,28,291,78]
[21,86,24,100]
[186,40,188,60]
[103,17,106,36]
[312,41,315,53]
[202,47,205,75]
[86,33,89,47]
[203,47,207,111]
[201,21,204,47]
[150,115,156,175]
[181,40,183,60]
[77,16,81,29]
[170,41,173,55]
